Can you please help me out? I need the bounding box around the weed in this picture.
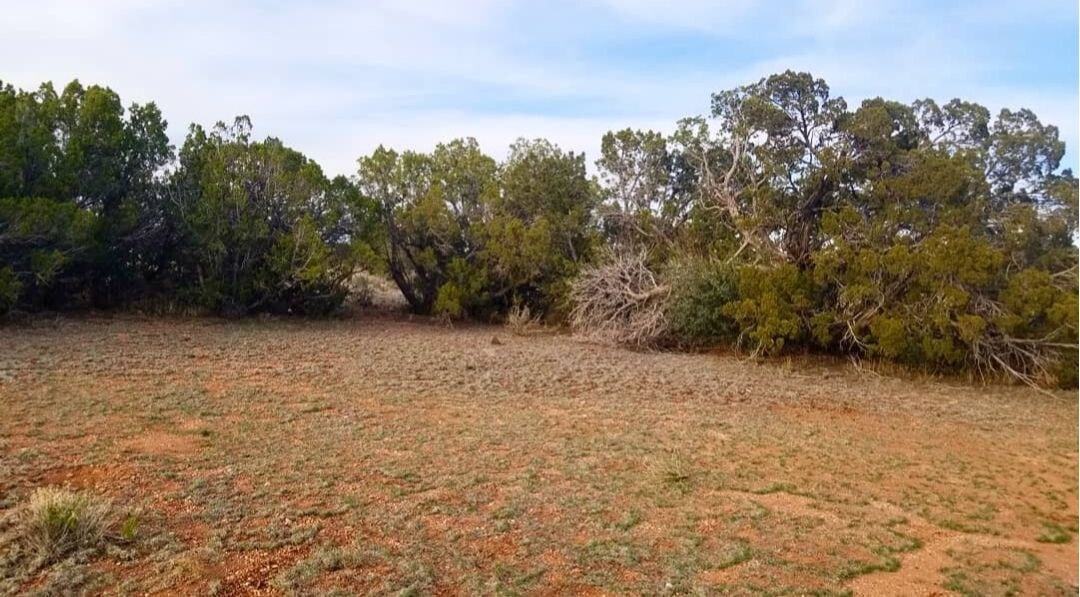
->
[614,509,642,531]
[505,304,542,335]
[655,450,693,492]
[751,482,801,495]
[119,514,140,543]
[715,540,753,569]
[1035,521,1071,544]
[837,555,900,580]
[17,487,111,564]
[492,503,523,520]
[390,558,436,596]
[491,562,546,596]
[936,517,996,534]
[942,545,1049,596]
[274,544,345,594]
[578,538,645,567]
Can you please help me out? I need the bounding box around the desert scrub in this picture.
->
[0,488,146,593]
[505,304,542,335]
[20,488,111,562]
[0,487,114,575]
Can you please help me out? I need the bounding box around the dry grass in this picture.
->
[0,486,121,591]
[18,488,111,563]
[0,314,1076,595]
[504,304,542,336]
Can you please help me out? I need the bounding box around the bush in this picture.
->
[0,74,1075,386]
[0,197,99,312]
[0,266,20,315]
[723,265,823,356]
[0,80,172,309]
[164,118,367,315]
[505,304,542,335]
[667,260,739,347]
[15,488,111,565]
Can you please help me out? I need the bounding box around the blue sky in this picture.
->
[4,0,1077,175]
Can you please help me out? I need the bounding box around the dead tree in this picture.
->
[569,250,671,347]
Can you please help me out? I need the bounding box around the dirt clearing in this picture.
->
[1,314,1076,595]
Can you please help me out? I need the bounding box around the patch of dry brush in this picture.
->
[1,488,111,575]
[569,250,671,347]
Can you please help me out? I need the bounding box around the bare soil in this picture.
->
[0,313,1076,595]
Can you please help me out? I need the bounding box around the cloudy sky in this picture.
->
[4,0,1078,175]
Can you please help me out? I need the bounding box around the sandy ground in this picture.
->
[0,313,1076,595]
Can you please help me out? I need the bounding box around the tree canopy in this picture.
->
[0,73,1075,386]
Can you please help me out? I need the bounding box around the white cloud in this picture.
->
[1,0,1074,175]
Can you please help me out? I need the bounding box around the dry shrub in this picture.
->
[12,488,111,565]
[347,272,375,307]
[569,249,671,347]
[505,304,542,335]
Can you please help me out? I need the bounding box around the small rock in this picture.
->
[491,336,502,345]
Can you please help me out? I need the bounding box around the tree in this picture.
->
[0,197,97,311]
[811,96,1077,383]
[595,129,696,251]
[0,79,172,310]
[166,117,362,315]
[485,138,598,315]
[358,138,598,318]
[357,139,495,314]
[674,71,849,266]
[578,72,1076,385]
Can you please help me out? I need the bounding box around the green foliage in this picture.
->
[0,197,99,311]
[0,266,20,314]
[1035,521,1072,544]
[166,117,363,315]
[17,488,111,564]
[723,264,822,355]
[433,258,487,318]
[358,137,596,319]
[119,515,139,543]
[602,70,1078,385]
[667,260,739,346]
[358,139,493,314]
[490,138,598,316]
[0,80,173,308]
[595,128,696,254]
[0,73,1074,385]
[0,79,380,317]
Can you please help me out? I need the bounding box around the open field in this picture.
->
[1,314,1077,595]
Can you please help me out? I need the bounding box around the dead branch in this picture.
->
[963,293,1076,389]
[569,249,671,347]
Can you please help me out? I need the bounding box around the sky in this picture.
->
[3,0,1078,176]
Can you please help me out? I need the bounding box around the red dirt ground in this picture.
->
[0,313,1076,595]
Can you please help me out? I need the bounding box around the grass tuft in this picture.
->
[17,487,112,564]
[505,304,543,336]
[119,514,140,543]
[654,450,694,493]
[1035,521,1071,544]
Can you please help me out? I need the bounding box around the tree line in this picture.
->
[1,73,1076,385]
